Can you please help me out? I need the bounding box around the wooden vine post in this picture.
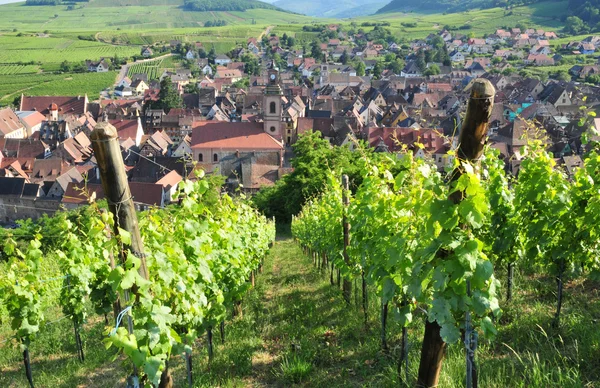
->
[342,175,352,304]
[416,79,495,388]
[91,122,173,388]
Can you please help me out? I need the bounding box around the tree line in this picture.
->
[183,0,280,12]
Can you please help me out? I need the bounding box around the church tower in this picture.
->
[263,69,283,139]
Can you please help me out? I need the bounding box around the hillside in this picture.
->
[272,0,386,17]
[183,0,285,12]
[376,0,541,13]
[567,0,600,34]
[0,0,311,31]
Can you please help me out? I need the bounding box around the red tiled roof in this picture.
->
[427,83,452,92]
[19,111,45,129]
[20,96,87,116]
[101,99,143,107]
[368,127,447,153]
[156,170,182,189]
[0,108,24,136]
[190,121,283,150]
[109,119,139,141]
[63,181,163,206]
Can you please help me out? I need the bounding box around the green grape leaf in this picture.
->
[480,316,497,338]
[440,323,461,344]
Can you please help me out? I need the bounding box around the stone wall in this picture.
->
[0,196,63,224]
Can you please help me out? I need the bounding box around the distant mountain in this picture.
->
[376,0,539,13]
[273,0,385,17]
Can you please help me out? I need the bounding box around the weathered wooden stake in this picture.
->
[185,352,193,388]
[342,175,352,304]
[330,261,335,285]
[101,209,122,326]
[381,300,389,351]
[507,262,514,301]
[416,79,495,388]
[91,122,160,388]
[23,349,34,388]
[362,270,368,327]
[207,327,214,362]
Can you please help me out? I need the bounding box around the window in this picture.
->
[270,101,276,114]
[213,153,218,162]
[198,153,203,162]
[270,126,276,133]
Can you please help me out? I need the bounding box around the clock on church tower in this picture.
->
[263,69,283,138]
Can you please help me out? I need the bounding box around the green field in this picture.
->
[0,2,315,32]
[0,72,115,103]
[127,57,177,80]
[0,34,140,66]
[0,64,39,74]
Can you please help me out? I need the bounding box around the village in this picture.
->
[2,23,600,223]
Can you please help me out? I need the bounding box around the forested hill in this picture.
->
[568,0,600,31]
[376,0,539,13]
[183,0,284,12]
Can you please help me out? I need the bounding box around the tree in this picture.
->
[184,83,200,94]
[252,131,364,223]
[310,40,322,61]
[565,16,587,35]
[232,77,250,88]
[287,37,295,47]
[60,60,71,73]
[156,77,183,113]
[586,74,600,84]
[387,58,405,74]
[373,62,383,79]
[556,70,571,81]
[416,50,426,72]
[355,60,366,76]
[423,64,441,76]
[208,46,216,63]
[71,62,86,73]
[502,67,515,76]
[241,53,260,76]
[340,50,349,65]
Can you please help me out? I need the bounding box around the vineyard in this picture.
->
[292,82,600,387]
[1,89,600,386]
[126,56,181,81]
[0,177,275,387]
[0,65,40,75]
[0,35,140,66]
[0,72,115,103]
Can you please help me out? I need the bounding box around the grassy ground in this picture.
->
[0,72,116,104]
[1,236,599,387]
[0,2,314,32]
